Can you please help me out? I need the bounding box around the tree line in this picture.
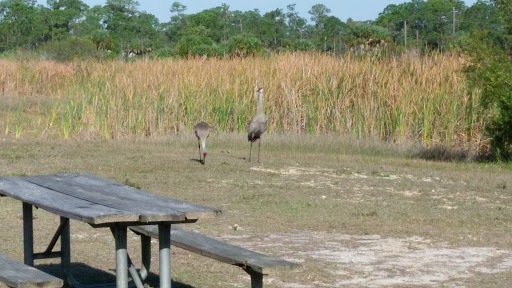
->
[0,0,506,60]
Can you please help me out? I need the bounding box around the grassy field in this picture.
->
[0,133,511,287]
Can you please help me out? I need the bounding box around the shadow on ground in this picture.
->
[37,262,195,288]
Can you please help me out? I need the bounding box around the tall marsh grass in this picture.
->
[0,53,484,152]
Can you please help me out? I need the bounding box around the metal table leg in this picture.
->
[63,223,148,288]
[113,225,129,288]
[139,234,152,280]
[22,202,34,266]
[159,223,171,288]
[61,217,71,285]
[22,206,151,288]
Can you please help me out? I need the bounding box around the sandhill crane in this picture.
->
[248,87,267,162]
[194,121,210,164]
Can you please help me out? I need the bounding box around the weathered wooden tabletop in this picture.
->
[0,172,221,225]
[0,172,221,288]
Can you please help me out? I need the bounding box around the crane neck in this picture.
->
[201,139,207,153]
[257,90,264,115]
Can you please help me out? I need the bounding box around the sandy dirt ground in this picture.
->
[209,166,512,287]
[219,231,512,287]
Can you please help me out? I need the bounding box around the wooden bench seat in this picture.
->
[130,225,298,288]
[0,254,63,288]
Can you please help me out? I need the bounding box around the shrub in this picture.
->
[477,59,512,160]
[189,44,219,57]
[38,38,101,61]
[464,29,512,160]
[175,35,215,57]
[415,146,468,162]
[224,35,263,57]
[293,40,315,52]
[150,47,176,59]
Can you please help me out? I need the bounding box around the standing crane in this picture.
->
[248,87,267,162]
[194,121,210,165]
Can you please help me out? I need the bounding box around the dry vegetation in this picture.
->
[0,52,484,153]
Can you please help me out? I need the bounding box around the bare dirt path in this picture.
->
[220,231,512,287]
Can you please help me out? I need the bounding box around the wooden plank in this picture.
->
[0,254,63,288]
[0,177,137,225]
[131,225,299,274]
[23,173,221,222]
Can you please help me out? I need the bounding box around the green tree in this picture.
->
[71,5,120,54]
[103,0,160,55]
[130,12,162,52]
[0,0,48,51]
[464,0,512,160]
[175,25,214,57]
[459,0,503,47]
[261,8,286,48]
[421,0,465,49]
[376,0,466,50]
[170,1,186,14]
[187,5,229,42]
[308,4,334,49]
[46,0,88,40]
[375,2,411,44]
[308,3,331,27]
[220,9,265,42]
[167,1,187,41]
[342,19,390,51]
[286,4,307,41]
[235,9,264,39]
[321,16,344,51]
[218,3,231,41]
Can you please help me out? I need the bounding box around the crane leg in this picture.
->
[198,140,202,163]
[249,141,253,162]
[257,139,261,163]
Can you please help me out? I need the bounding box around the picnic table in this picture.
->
[0,172,221,288]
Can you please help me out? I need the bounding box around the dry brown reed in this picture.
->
[0,52,484,152]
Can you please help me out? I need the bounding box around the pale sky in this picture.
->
[37,0,479,23]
